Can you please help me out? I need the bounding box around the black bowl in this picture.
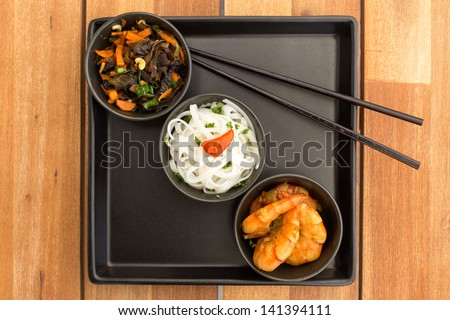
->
[159,93,266,202]
[234,174,343,281]
[84,12,192,121]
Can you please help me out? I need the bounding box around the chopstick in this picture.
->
[190,48,423,126]
[192,57,420,169]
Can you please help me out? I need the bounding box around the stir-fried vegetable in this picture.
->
[95,19,187,112]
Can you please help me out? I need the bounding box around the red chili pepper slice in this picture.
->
[201,129,234,157]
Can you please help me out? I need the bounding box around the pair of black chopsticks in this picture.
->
[190,48,422,169]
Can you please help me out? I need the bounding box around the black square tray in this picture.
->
[88,16,358,285]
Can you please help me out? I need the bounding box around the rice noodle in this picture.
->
[164,99,260,194]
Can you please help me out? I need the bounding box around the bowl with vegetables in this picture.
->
[159,93,266,202]
[234,174,343,282]
[85,12,191,121]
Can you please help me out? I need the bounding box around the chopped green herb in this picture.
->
[136,83,152,97]
[162,136,168,143]
[211,102,224,115]
[115,66,125,74]
[233,181,246,188]
[109,37,116,43]
[242,128,249,134]
[182,115,192,123]
[248,238,256,248]
[205,122,215,128]
[170,81,178,89]
[137,70,141,83]
[194,136,201,146]
[174,172,184,182]
[226,121,233,129]
[235,123,240,130]
[222,161,232,169]
[142,98,158,109]
[246,139,253,146]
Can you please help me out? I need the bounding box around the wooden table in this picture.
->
[1,0,448,300]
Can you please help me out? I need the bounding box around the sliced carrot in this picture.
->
[125,31,145,42]
[100,73,111,81]
[95,49,114,58]
[158,88,173,101]
[171,72,180,83]
[137,28,151,38]
[116,99,136,111]
[113,33,126,46]
[100,85,118,104]
[125,40,139,45]
[111,31,124,36]
[158,31,176,44]
[107,90,118,104]
[115,44,125,66]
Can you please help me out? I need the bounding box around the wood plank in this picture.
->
[83,0,220,300]
[0,0,15,301]
[223,0,360,300]
[364,0,431,84]
[362,0,450,299]
[429,0,450,298]
[0,0,82,299]
[225,0,292,15]
[362,83,431,299]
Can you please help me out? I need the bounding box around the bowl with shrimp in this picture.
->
[85,12,192,121]
[234,174,343,282]
[159,93,266,202]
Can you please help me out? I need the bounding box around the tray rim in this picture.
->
[87,15,358,286]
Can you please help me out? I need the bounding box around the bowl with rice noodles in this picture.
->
[160,93,266,202]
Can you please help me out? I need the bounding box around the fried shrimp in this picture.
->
[253,206,300,272]
[241,183,328,272]
[249,183,321,213]
[242,194,307,239]
[285,203,327,266]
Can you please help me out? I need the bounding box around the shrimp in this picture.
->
[250,183,321,213]
[242,194,307,239]
[285,203,327,266]
[253,206,300,272]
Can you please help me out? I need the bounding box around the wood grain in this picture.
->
[364,0,431,84]
[83,0,220,300]
[362,0,450,299]
[222,0,361,300]
[0,0,15,300]
[1,0,448,300]
[0,0,82,299]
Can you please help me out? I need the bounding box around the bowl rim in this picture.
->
[159,93,267,202]
[84,11,192,121]
[234,173,343,282]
